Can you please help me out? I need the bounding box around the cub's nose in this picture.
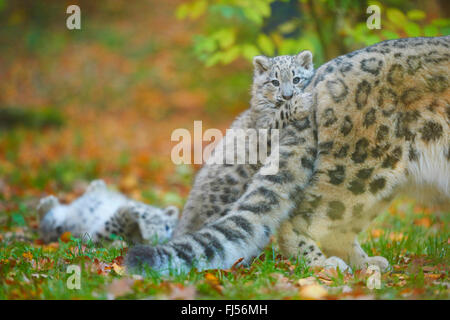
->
[282,93,293,100]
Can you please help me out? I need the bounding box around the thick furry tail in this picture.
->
[125,214,271,274]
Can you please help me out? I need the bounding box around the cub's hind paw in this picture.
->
[37,195,60,216]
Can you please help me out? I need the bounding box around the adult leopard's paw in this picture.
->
[322,256,352,273]
[358,256,390,273]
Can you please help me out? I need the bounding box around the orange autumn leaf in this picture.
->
[204,272,223,294]
[112,263,125,276]
[120,174,138,191]
[34,239,44,245]
[414,217,431,228]
[168,284,197,300]
[43,242,59,252]
[60,231,72,243]
[389,232,406,242]
[371,229,384,238]
[388,206,398,215]
[299,284,328,300]
[413,205,433,215]
[298,276,318,286]
[204,272,220,286]
[106,278,134,299]
[424,273,443,280]
[22,252,33,261]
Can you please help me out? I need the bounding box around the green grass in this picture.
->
[0,196,448,300]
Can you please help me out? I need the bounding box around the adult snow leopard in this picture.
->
[126,36,449,274]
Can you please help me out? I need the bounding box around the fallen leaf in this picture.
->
[298,276,318,286]
[34,239,44,245]
[422,266,438,273]
[299,284,328,299]
[389,232,406,242]
[106,278,134,299]
[43,242,59,252]
[269,273,297,292]
[316,268,339,285]
[91,258,111,275]
[424,273,443,281]
[168,284,197,300]
[371,229,384,238]
[120,174,138,191]
[112,263,125,276]
[60,231,72,243]
[22,252,33,261]
[204,272,223,294]
[414,217,431,228]
[231,257,244,270]
[204,273,220,286]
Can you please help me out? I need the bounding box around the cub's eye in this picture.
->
[293,77,300,84]
[271,80,280,87]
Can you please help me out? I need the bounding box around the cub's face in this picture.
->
[252,51,314,108]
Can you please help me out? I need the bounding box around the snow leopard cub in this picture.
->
[173,50,315,237]
[126,51,316,273]
[38,180,179,244]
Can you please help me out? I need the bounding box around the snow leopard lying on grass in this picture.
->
[38,180,179,244]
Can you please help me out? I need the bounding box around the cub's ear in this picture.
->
[164,206,180,219]
[296,50,313,70]
[253,55,270,75]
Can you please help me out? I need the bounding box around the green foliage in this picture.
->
[1,201,448,299]
[176,0,450,66]
[0,107,64,130]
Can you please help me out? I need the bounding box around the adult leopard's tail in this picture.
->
[125,116,316,274]
[125,214,271,274]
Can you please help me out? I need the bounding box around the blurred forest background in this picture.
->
[0,0,449,300]
[0,0,449,213]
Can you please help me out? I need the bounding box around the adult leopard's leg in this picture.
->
[346,199,393,272]
[349,239,390,272]
[280,157,406,272]
[278,219,350,271]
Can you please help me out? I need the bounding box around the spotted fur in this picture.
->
[38,180,179,244]
[126,36,449,274]
[173,51,315,237]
